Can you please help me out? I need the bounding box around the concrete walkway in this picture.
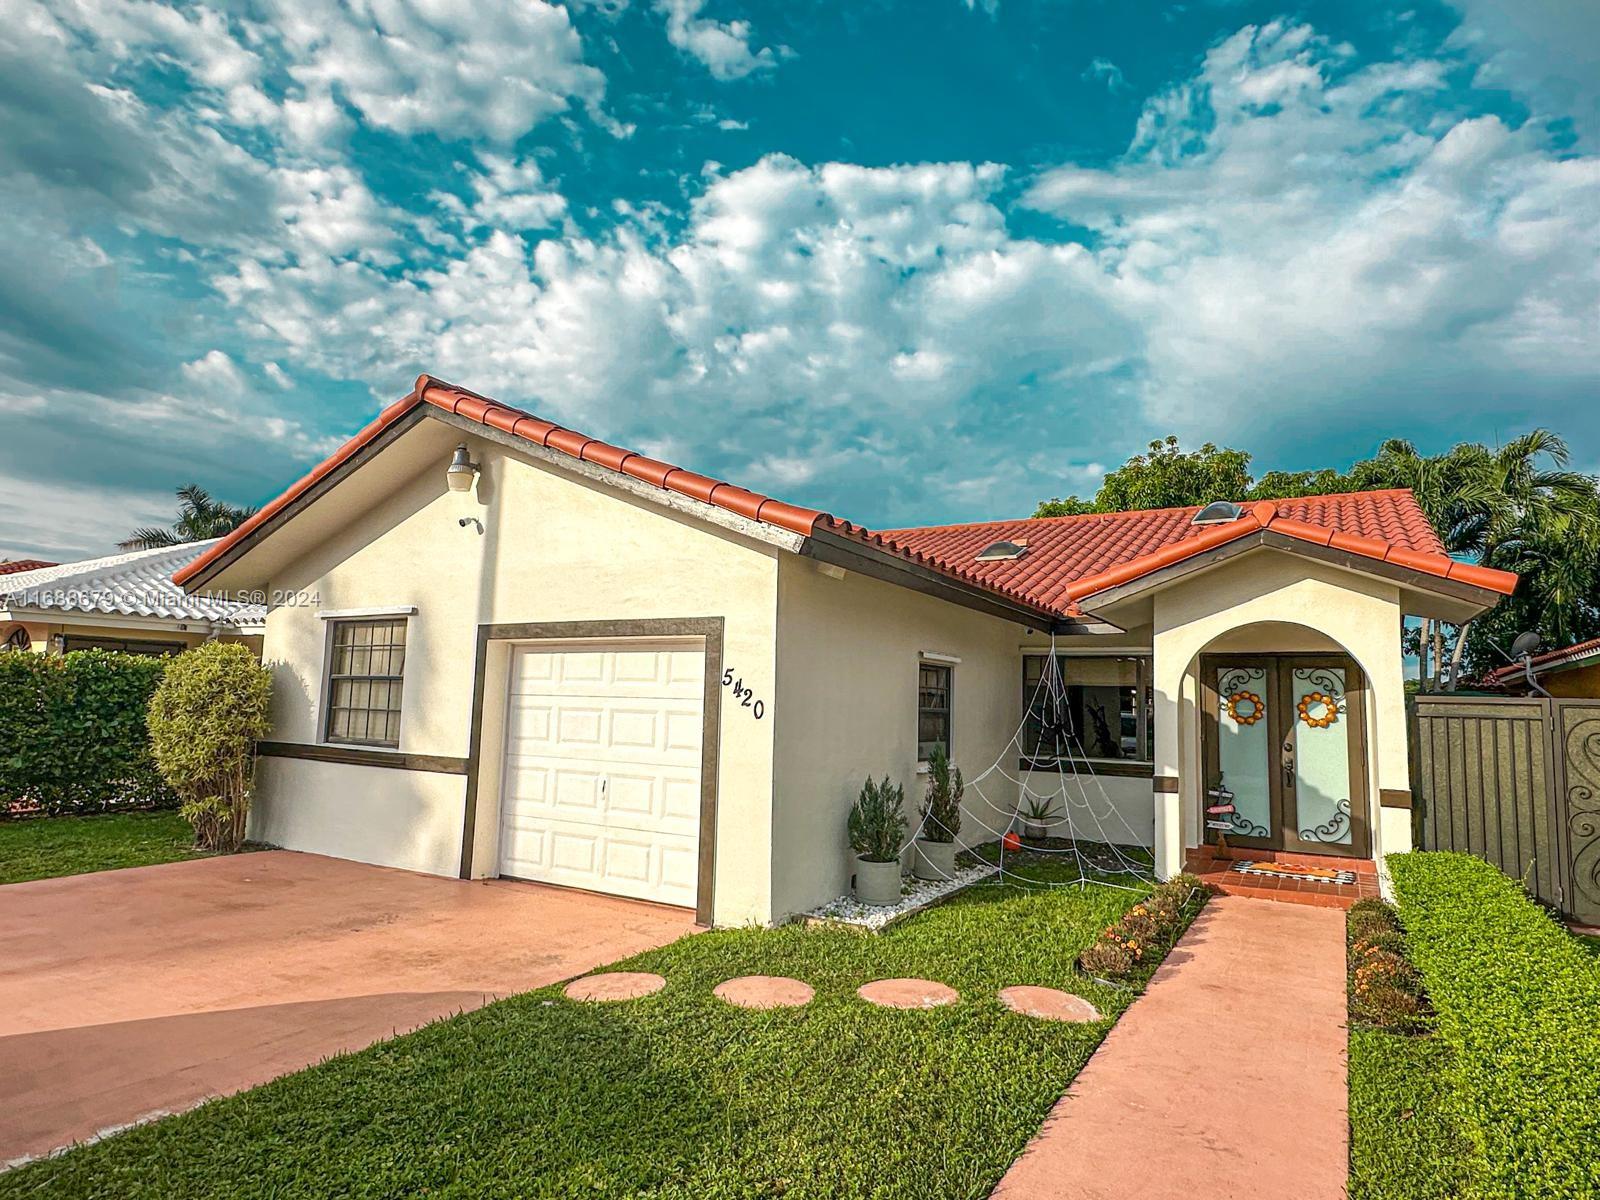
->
[994,896,1348,1200]
[0,852,695,1165]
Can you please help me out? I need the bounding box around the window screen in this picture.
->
[325,618,407,748]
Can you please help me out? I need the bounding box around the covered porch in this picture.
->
[1063,534,1511,896]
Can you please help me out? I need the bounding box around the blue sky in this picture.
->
[0,0,1596,560]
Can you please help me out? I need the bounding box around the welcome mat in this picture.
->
[1231,860,1358,886]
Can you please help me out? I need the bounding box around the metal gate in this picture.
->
[1411,694,1600,925]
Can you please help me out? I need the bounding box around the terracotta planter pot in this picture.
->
[854,856,903,905]
[912,838,956,881]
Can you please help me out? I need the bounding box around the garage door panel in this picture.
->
[499,641,704,909]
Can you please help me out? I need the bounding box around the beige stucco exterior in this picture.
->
[1136,547,1413,886]
[221,411,1453,926]
[252,427,782,925]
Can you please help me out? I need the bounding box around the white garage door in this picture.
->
[497,640,704,908]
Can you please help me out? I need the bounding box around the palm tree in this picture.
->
[120,484,258,551]
[1351,432,1599,688]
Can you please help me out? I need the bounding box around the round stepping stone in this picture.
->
[997,986,1101,1022]
[564,972,666,1002]
[714,975,814,1010]
[857,978,960,1009]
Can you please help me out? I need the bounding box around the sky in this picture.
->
[0,0,1596,561]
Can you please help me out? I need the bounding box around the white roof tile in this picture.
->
[0,541,265,628]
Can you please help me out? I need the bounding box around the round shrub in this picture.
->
[147,643,272,852]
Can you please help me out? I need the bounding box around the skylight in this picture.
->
[1191,501,1245,526]
[975,539,1028,562]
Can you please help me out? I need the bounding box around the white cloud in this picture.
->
[657,0,783,80]
[1023,20,1600,454]
[266,0,609,143]
[1447,0,1600,148]
[1083,58,1128,94]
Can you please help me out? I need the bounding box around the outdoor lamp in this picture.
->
[446,444,479,492]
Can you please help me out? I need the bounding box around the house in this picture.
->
[1483,636,1600,698]
[1,542,265,656]
[174,376,1518,926]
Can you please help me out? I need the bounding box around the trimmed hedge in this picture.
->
[1388,852,1600,1198]
[0,650,174,815]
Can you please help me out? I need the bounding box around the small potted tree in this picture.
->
[1020,795,1054,842]
[848,775,906,905]
[913,744,963,881]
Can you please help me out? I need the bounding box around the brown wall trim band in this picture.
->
[257,740,469,775]
[1152,775,1180,794]
[458,617,725,928]
[1018,758,1157,780]
[1379,788,1412,810]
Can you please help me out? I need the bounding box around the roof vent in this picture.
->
[975,539,1028,562]
[1191,501,1245,526]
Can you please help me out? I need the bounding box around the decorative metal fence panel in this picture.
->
[1411,695,1600,925]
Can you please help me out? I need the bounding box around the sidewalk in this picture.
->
[993,896,1348,1200]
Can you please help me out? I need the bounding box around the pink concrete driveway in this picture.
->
[0,851,696,1165]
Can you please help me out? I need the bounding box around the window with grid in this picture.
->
[325,618,407,747]
[1022,654,1152,763]
[917,661,952,762]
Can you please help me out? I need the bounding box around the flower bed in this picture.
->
[1077,872,1210,980]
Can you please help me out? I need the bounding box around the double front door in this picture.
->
[1202,654,1370,858]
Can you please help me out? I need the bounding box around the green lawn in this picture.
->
[0,859,1202,1200]
[0,810,205,885]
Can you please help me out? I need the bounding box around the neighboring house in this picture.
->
[0,542,265,656]
[175,376,1518,926]
[1483,636,1600,698]
[1,558,58,575]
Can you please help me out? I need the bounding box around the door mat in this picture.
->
[1231,860,1358,886]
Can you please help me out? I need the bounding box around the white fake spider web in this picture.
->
[900,633,1156,893]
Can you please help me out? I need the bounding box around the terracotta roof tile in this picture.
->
[0,559,56,575]
[175,375,1519,618]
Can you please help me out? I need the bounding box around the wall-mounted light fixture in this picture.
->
[446,444,479,493]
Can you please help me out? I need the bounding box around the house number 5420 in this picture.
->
[721,668,766,719]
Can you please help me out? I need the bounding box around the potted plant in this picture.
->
[913,744,963,881]
[848,775,906,905]
[1020,795,1054,841]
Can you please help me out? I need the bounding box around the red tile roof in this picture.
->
[882,492,1515,614]
[175,375,1520,618]
[0,559,56,575]
[1483,635,1600,686]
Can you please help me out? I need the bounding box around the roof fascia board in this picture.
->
[429,410,807,556]
[180,404,432,593]
[802,527,1060,632]
[0,607,249,635]
[1076,530,1507,617]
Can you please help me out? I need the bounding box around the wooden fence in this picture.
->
[1411,694,1600,925]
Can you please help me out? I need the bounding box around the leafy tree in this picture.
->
[121,484,258,551]
[1033,437,1253,516]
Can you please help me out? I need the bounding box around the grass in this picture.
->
[1348,1029,1471,1199]
[0,810,205,885]
[0,857,1203,1199]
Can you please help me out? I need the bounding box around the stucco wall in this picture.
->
[253,430,781,925]
[770,557,1048,921]
[1147,548,1411,879]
